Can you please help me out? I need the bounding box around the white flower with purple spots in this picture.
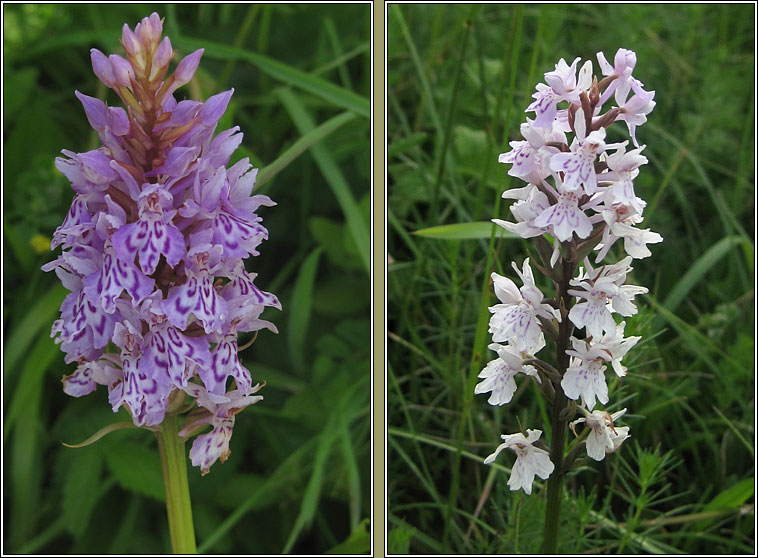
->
[533,188,593,242]
[475,344,540,406]
[488,259,558,354]
[549,109,606,195]
[484,429,554,494]
[568,275,619,339]
[572,408,631,460]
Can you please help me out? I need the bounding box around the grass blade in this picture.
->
[413,221,518,240]
[256,111,357,190]
[174,36,370,118]
[288,247,323,374]
[277,88,370,272]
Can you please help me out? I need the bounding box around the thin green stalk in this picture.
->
[542,257,575,554]
[156,415,197,554]
[430,6,476,222]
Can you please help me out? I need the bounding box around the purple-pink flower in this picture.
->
[46,12,280,474]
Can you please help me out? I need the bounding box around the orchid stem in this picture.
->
[543,256,575,553]
[157,414,197,554]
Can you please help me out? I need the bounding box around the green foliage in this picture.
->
[388,3,754,555]
[3,3,369,554]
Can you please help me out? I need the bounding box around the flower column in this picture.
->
[476,49,661,553]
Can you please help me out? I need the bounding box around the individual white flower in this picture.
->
[611,221,663,259]
[498,119,566,184]
[475,343,540,406]
[549,108,606,195]
[568,275,619,339]
[597,48,638,106]
[484,429,554,495]
[616,78,656,147]
[571,407,631,460]
[493,184,552,239]
[577,257,648,317]
[488,258,558,353]
[561,355,608,411]
[533,188,593,242]
[568,322,639,378]
[527,57,590,128]
[603,141,648,214]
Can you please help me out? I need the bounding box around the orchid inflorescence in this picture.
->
[44,13,280,474]
[476,48,661,493]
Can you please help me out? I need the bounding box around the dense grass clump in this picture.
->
[387,4,754,554]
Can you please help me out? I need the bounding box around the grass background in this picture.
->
[387,3,755,554]
[3,3,370,554]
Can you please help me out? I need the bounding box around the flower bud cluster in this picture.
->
[44,13,280,474]
[478,49,661,493]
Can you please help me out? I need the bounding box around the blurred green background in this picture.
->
[3,3,370,554]
[387,3,754,554]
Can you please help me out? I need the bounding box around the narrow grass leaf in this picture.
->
[338,416,362,529]
[288,247,323,374]
[278,88,370,272]
[388,132,429,160]
[62,449,103,538]
[256,111,357,190]
[282,411,340,553]
[662,235,751,312]
[413,221,518,240]
[174,37,369,118]
[4,334,61,440]
[693,477,754,532]
[3,283,67,385]
[711,406,754,458]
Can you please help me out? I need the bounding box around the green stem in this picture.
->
[542,257,575,554]
[156,414,197,554]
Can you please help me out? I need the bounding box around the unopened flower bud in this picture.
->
[139,12,163,50]
[174,49,204,86]
[91,49,116,88]
[589,76,600,107]
[151,37,173,80]
[109,54,134,87]
[121,23,142,57]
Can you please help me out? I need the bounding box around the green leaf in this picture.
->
[309,216,363,271]
[311,274,369,316]
[278,89,370,272]
[4,333,61,439]
[288,247,323,373]
[3,283,67,379]
[453,125,490,177]
[413,221,518,240]
[257,111,357,190]
[663,235,752,312]
[325,518,370,554]
[388,132,428,160]
[62,449,103,538]
[103,441,165,501]
[174,37,369,118]
[694,477,754,531]
[387,526,415,554]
